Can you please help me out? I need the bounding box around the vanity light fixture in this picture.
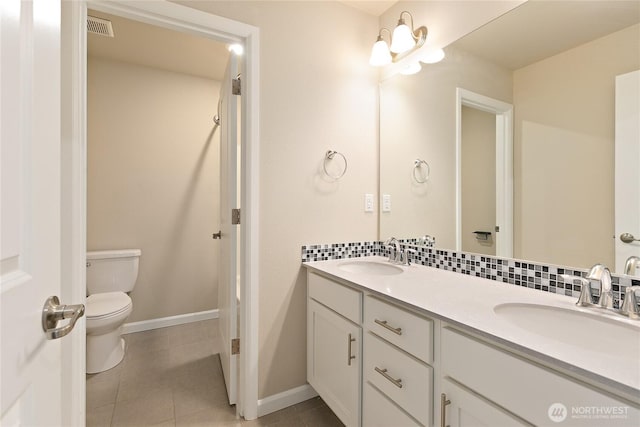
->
[369,11,428,67]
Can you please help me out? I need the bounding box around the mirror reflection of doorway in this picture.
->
[461,106,496,255]
[455,88,513,258]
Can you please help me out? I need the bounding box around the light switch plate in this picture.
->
[365,194,374,212]
[382,194,391,212]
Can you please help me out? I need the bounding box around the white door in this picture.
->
[307,300,361,427]
[218,53,239,405]
[614,70,640,275]
[1,0,84,424]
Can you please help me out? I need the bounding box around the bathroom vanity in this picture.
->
[304,257,640,427]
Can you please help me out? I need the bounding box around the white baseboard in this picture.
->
[122,309,219,334]
[257,384,318,418]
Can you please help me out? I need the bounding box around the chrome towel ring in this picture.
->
[413,159,430,183]
[323,150,348,180]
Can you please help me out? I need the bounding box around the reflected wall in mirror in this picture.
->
[379,0,640,273]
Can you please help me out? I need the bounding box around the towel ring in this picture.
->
[323,150,348,180]
[413,159,430,184]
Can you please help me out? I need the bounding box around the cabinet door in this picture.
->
[308,299,361,427]
[441,379,531,427]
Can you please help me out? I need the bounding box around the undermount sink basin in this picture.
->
[494,303,640,357]
[337,260,404,276]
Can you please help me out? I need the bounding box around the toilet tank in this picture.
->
[86,249,141,295]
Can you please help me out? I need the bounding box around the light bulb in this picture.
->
[420,48,445,64]
[369,38,392,67]
[390,21,415,54]
[228,44,244,55]
[400,62,422,75]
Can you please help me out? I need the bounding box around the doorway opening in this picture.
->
[63,1,260,423]
[455,88,514,258]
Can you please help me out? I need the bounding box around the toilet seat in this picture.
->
[86,292,132,319]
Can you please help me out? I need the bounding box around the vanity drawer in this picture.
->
[363,382,422,427]
[308,272,361,324]
[364,332,432,426]
[365,295,433,363]
[441,326,640,426]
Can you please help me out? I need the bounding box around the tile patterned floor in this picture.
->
[87,319,343,427]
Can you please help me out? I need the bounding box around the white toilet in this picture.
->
[86,249,141,374]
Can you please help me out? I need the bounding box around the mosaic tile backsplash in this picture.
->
[301,241,640,309]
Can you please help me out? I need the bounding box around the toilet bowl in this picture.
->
[86,292,133,373]
[86,249,141,373]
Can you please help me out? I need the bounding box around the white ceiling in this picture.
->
[451,0,640,70]
[87,10,230,81]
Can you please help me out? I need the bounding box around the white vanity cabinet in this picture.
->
[441,379,530,427]
[305,261,640,427]
[440,326,640,427]
[363,296,434,427]
[307,272,362,427]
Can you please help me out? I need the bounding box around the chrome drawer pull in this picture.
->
[374,319,402,335]
[374,367,403,388]
[347,333,356,366]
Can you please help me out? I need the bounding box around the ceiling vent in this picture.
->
[87,16,114,38]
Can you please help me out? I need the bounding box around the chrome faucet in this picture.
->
[624,256,640,276]
[589,264,613,309]
[575,264,613,309]
[383,237,402,263]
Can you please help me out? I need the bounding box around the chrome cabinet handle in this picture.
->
[347,333,356,366]
[374,319,402,335]
[441,393,451,427]
[42,296,85,340]
[374,367,403,388]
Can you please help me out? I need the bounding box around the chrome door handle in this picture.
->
[42,296,85,340]
[440,393,451,427]
[212,231,222,239]
[620,233,640,243]
[347,333,356,366]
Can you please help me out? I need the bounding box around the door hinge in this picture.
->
[232,208,241,225]
[495,226,500,232]
[232,338,240,355]
[232,78,241,95]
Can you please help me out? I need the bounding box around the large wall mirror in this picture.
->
[379,0,640,273]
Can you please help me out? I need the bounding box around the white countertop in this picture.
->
[304,256,640,401]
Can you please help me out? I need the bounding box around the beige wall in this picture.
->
[461,106,496,255]
[379,46,513,247]
[513,23,640,267]
[87,56,221,322]
[173,1,380,398]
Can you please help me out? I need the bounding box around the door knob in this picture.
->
[620,233,640,244]
[42,296,85,340]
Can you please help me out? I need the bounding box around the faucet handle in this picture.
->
[402,248,416,265]
[563,275,592,307]
[621,286,640,319]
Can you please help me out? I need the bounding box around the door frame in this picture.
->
[63,0,261,421]
[455,88,513,258]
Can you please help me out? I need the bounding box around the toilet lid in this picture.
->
[86,292,132,318]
